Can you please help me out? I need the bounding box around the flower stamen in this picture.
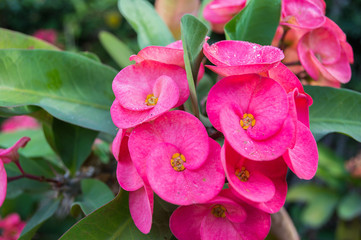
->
[170,153,186,172]
[240,113,256,130]
[235,167,250,182]
[145,94,158,106]
[212,205,226,218]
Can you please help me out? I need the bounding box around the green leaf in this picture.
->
[338,192,361,220]
[79,51,101,62]
[0,28,59,50]
[181,14,208,118]
[19,199,61,240]
[71,179,114,216]
[118,0,175,49]
[225,0,281,45]
[0,49,117,135]
[305,86,361,142]
[336,219,361,240]
[287,184,338,203]
[198,0,212,31]
[99,31,135,69]
[52,118,98,173]
[60,191,174,240]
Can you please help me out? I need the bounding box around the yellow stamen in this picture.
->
[145,94,158,106]
[235,167,250,182]
[240,113,256,130]
[171,153,186,172]
[212,205,226,218]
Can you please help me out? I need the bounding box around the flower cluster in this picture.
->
[111,33,319,238]
[203,0,353,87]
[0,213,25,240]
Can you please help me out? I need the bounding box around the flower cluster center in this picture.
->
[235,167,250,182]
[240,113,256,130]
[170,153,186,172]
[212,205,226,218]
[145,94,158,106]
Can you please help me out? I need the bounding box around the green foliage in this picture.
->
[60,191,175,240]
[0,28,59,50]
[118,0,174,49]
[19,199,61,240]
[71,179,114,216]
[0,49,117,134]
[181,14,208,118]
[305,86,361,142]
[225,0,281,45]
[99,31,135,69]
[337,192,361,220]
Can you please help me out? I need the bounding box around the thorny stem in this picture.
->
[8,161,63,186]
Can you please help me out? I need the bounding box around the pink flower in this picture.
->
[206,74,296,161]
[297,18,353,85]
[0,137,30,207]
[203,39,284,77]
[1,116,39,133]
[112,130,153,234]
[281,0,325,30]
[0,213,26,240]
[203,0,247,33]
[222,141,288,213]
[169,189,271,240]
[128,110,225,205]
[110,60,189,129]
[32,29,57,45]
[129,40,204,82]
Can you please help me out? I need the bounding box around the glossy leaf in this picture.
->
[19,199,61,240]
[225,0,281,45]
[60,191,175,240]
[99,31,135,69]
[337,192,361,220]
[52,118,98,173]
[118,0,175,49]
[0,49,117,134]
[181,14,208,118]
[305,86,361,142]
[71,179,114,216]
[0,28,59,50]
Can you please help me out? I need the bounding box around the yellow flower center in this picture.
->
[240,113,256,130]
[170,153,186,172]
[145,94,158,106]
[235,167,250,182]
[212,205,226,218]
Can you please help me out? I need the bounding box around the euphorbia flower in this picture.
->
[203,39,284,77]
[129,40,204,82]
[281,0,325,30]
[0,137,30,207]
[111,60,189,129]
[112,130,153,234]
[169,189,271,240]
[0,213,26,240]
[203,0,247,33]
[1,116,39,133]
[298,18,353,85]
[222,141,288,213]
[32,29,57,45]
[207,74,296,160]
[128,110,225,205]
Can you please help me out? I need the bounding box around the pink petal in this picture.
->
[203,40,284,76]
[114,84,154,111]
[207,74,288,139]
[282,0,325,30]
[203,0,246,24]
[0,161,7,207]
[170,204,208,240]
[0,137,31,164]
[220,104,295,161]
[147,139,224,205]
[323,50,352,84]
[112,60,189,107]
[128,110,209,180]
[1,116,39,133]
[222,142,276,202]
[267,63,304,93]
[206,196,247,223]
[114,132,144,191]
[283,121,318,180]
[200,213,242,240]
[129,45,185,67]
[129,184,154,234]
